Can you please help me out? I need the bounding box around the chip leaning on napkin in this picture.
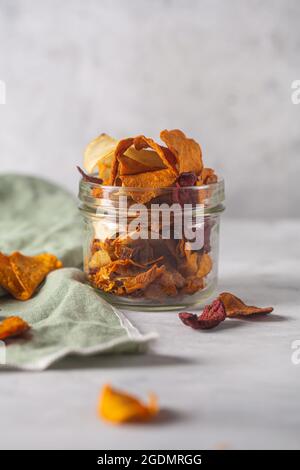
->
[0,175,156,371]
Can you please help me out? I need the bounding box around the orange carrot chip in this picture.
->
[219,292,274,317]
[118,154,156,176]
[181,276,204,295]
[0,253,24,300]
[198,167,218,185]
[197,253,213,278]
[110,137,134,185]
[111,135,178,187]
[122,264,165,294]
[133,135,178,175]
[160,129,203,175]
[0,251,62,301]
[0,316,30,341]
[120,169,177,203]
[98,384,158,424]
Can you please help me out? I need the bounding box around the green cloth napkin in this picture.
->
[0,175,156,370]
[0,268,156,370]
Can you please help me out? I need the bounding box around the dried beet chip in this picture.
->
[77,166,103,185]
[197,299,226,329]
[178,312,201,329]
[173,172,198,205]
[173,185,198,206]
[177,172,198,187]
[203,219,214,253]
[179,299,226,330]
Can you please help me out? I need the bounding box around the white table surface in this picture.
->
[1,219,299,450]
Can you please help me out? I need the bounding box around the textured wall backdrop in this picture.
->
[0,0,299,217]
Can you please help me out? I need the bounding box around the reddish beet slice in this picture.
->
[179,299,226,330]
[77,166,103,185]
[178,312,201,329]
[177,172,198,187]
[197,299,226,329]
[173,172,199,206]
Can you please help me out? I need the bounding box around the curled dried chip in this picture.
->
[178,312,201,329]
[77,166,103,185]
[83,133,117,175]
[111,134,178,186]
[199,167,218,185]
[118,146,166,177]
[125,146,167,169]
[173,172,198,205]
[180,276,204,295]
[110,137,134,185]
[219,292,274,317]
[197,299,226,329]
[88,249,111,270]
[118,155,155,176]
[197,253,213,278]
[98,384,158,424]
[122,264,165,294]
[0,253,24,300]
[177,172,198,187]
[0,251,62,300]
[0,316,30,341]
[179,250,199,277]
[133,135,178,175]
[120,169,177,203]
[179,299,226,330]
[144,266,186,299]
[160,129,203,175]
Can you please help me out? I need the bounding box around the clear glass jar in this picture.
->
[78,179,225,310]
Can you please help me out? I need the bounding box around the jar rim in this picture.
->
[78,176,225,215]
[79,176,224,193]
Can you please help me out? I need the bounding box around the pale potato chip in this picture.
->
[125,147,167,169]
[89,250,111,270]
[97,157,114,184]
[83,133,117,174]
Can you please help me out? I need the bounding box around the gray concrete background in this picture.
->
[0,0,299,217]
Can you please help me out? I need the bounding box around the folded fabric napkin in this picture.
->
[0,175,156,370]
[0,268,156,370]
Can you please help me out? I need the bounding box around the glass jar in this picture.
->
[78,178,225,310]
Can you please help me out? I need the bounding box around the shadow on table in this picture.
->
[49,352,196,371]
[147,408,190,427]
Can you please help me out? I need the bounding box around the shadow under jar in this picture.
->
[78,178,225,310]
